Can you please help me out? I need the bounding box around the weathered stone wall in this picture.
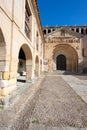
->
[0,0,44,104]
[44,35,84,73]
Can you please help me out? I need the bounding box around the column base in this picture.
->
[0,78,17,106]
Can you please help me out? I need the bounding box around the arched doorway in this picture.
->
[18,48,26,76]
[56,55,66,70]
[40,60,42,74]
[0,28,6,72]
[53,44,78,72]
[18,44,32,82]
[35,56,39,76]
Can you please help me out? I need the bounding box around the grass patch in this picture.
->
[0,104,4,110]
[84,120,87,127]
[84,123,87,127]
[78,96,86,104]
[32,119,39,124]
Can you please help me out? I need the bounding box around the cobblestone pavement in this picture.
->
[0,76,45,130]
[75,75,87,80]
[28,75,87,130]
[62,75,87,104]
[0,73,87,130]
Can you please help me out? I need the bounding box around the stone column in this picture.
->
[42,44,44,72]
[26,60,32,81]
[79,28,81,34]
[35,63,39,77]
[74,28,76,32]
[72,59,74,72]
[46,29,48,34]
[31,57,36,79]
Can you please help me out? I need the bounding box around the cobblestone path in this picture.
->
[28,76,87,130]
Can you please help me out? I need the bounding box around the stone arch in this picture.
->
[86,28,87,34]
[40,59,42,73]
[18,44,32,81]
[0,28,6,72]
[76,28,79,33]
[81,28,84,34]
[53,44,78,72]
[35,55,39,76]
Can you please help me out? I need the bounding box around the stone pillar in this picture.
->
[0,59,18,105]
[49,59,53,72]
[42,44,44,72]
[51,28,53,33]
[40,60,42,74]
[26,60,32,81]
[31,57,35,79]
[72,59,74,72]
[74,28,76,32]
[79,28,81,33]
[35,63,39,77]
[46,29,48,34]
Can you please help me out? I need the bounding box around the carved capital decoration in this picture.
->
[45,37,80,44]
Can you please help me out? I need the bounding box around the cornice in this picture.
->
[32,0,45,43]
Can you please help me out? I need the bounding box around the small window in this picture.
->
[48,29,51,33]
[76,28,79,33]
[44,30,46,35]
[53,29,55,31]
[86,28,87,34]
[81,28,84,34]
[36,32,39,51]
[82,49,84,57]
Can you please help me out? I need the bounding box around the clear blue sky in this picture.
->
[38,0,87,27]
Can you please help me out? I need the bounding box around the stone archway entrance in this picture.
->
[0,28,6,72]
[56,54,66,70]
[53,44,78,72]
[18,48,26,76]
[18,44,32,82]
[35,56,39,76]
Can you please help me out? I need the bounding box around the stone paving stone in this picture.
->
[0,76,45,130]
[0,127,7,130]
[61,75,87,103]
[47,126,59,130]
[0,73,87,130]
[28,75,87,129]
[47,126,80,130]
[28,124,46,130]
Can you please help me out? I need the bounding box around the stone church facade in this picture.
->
[0,0,87,104]
[43,26,87,73]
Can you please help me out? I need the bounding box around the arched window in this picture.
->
[76,28,79,33]
[53,28,55,31]
[86,28,87,35]
[48,29,51,33]
[81,28,84,34]
[36,32,39,51]
[43,30,46,35]
[72,28,74,31]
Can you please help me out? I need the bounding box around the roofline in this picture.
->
[45,27,84,38]
[43,25,87,29]
[32,0,45,43]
